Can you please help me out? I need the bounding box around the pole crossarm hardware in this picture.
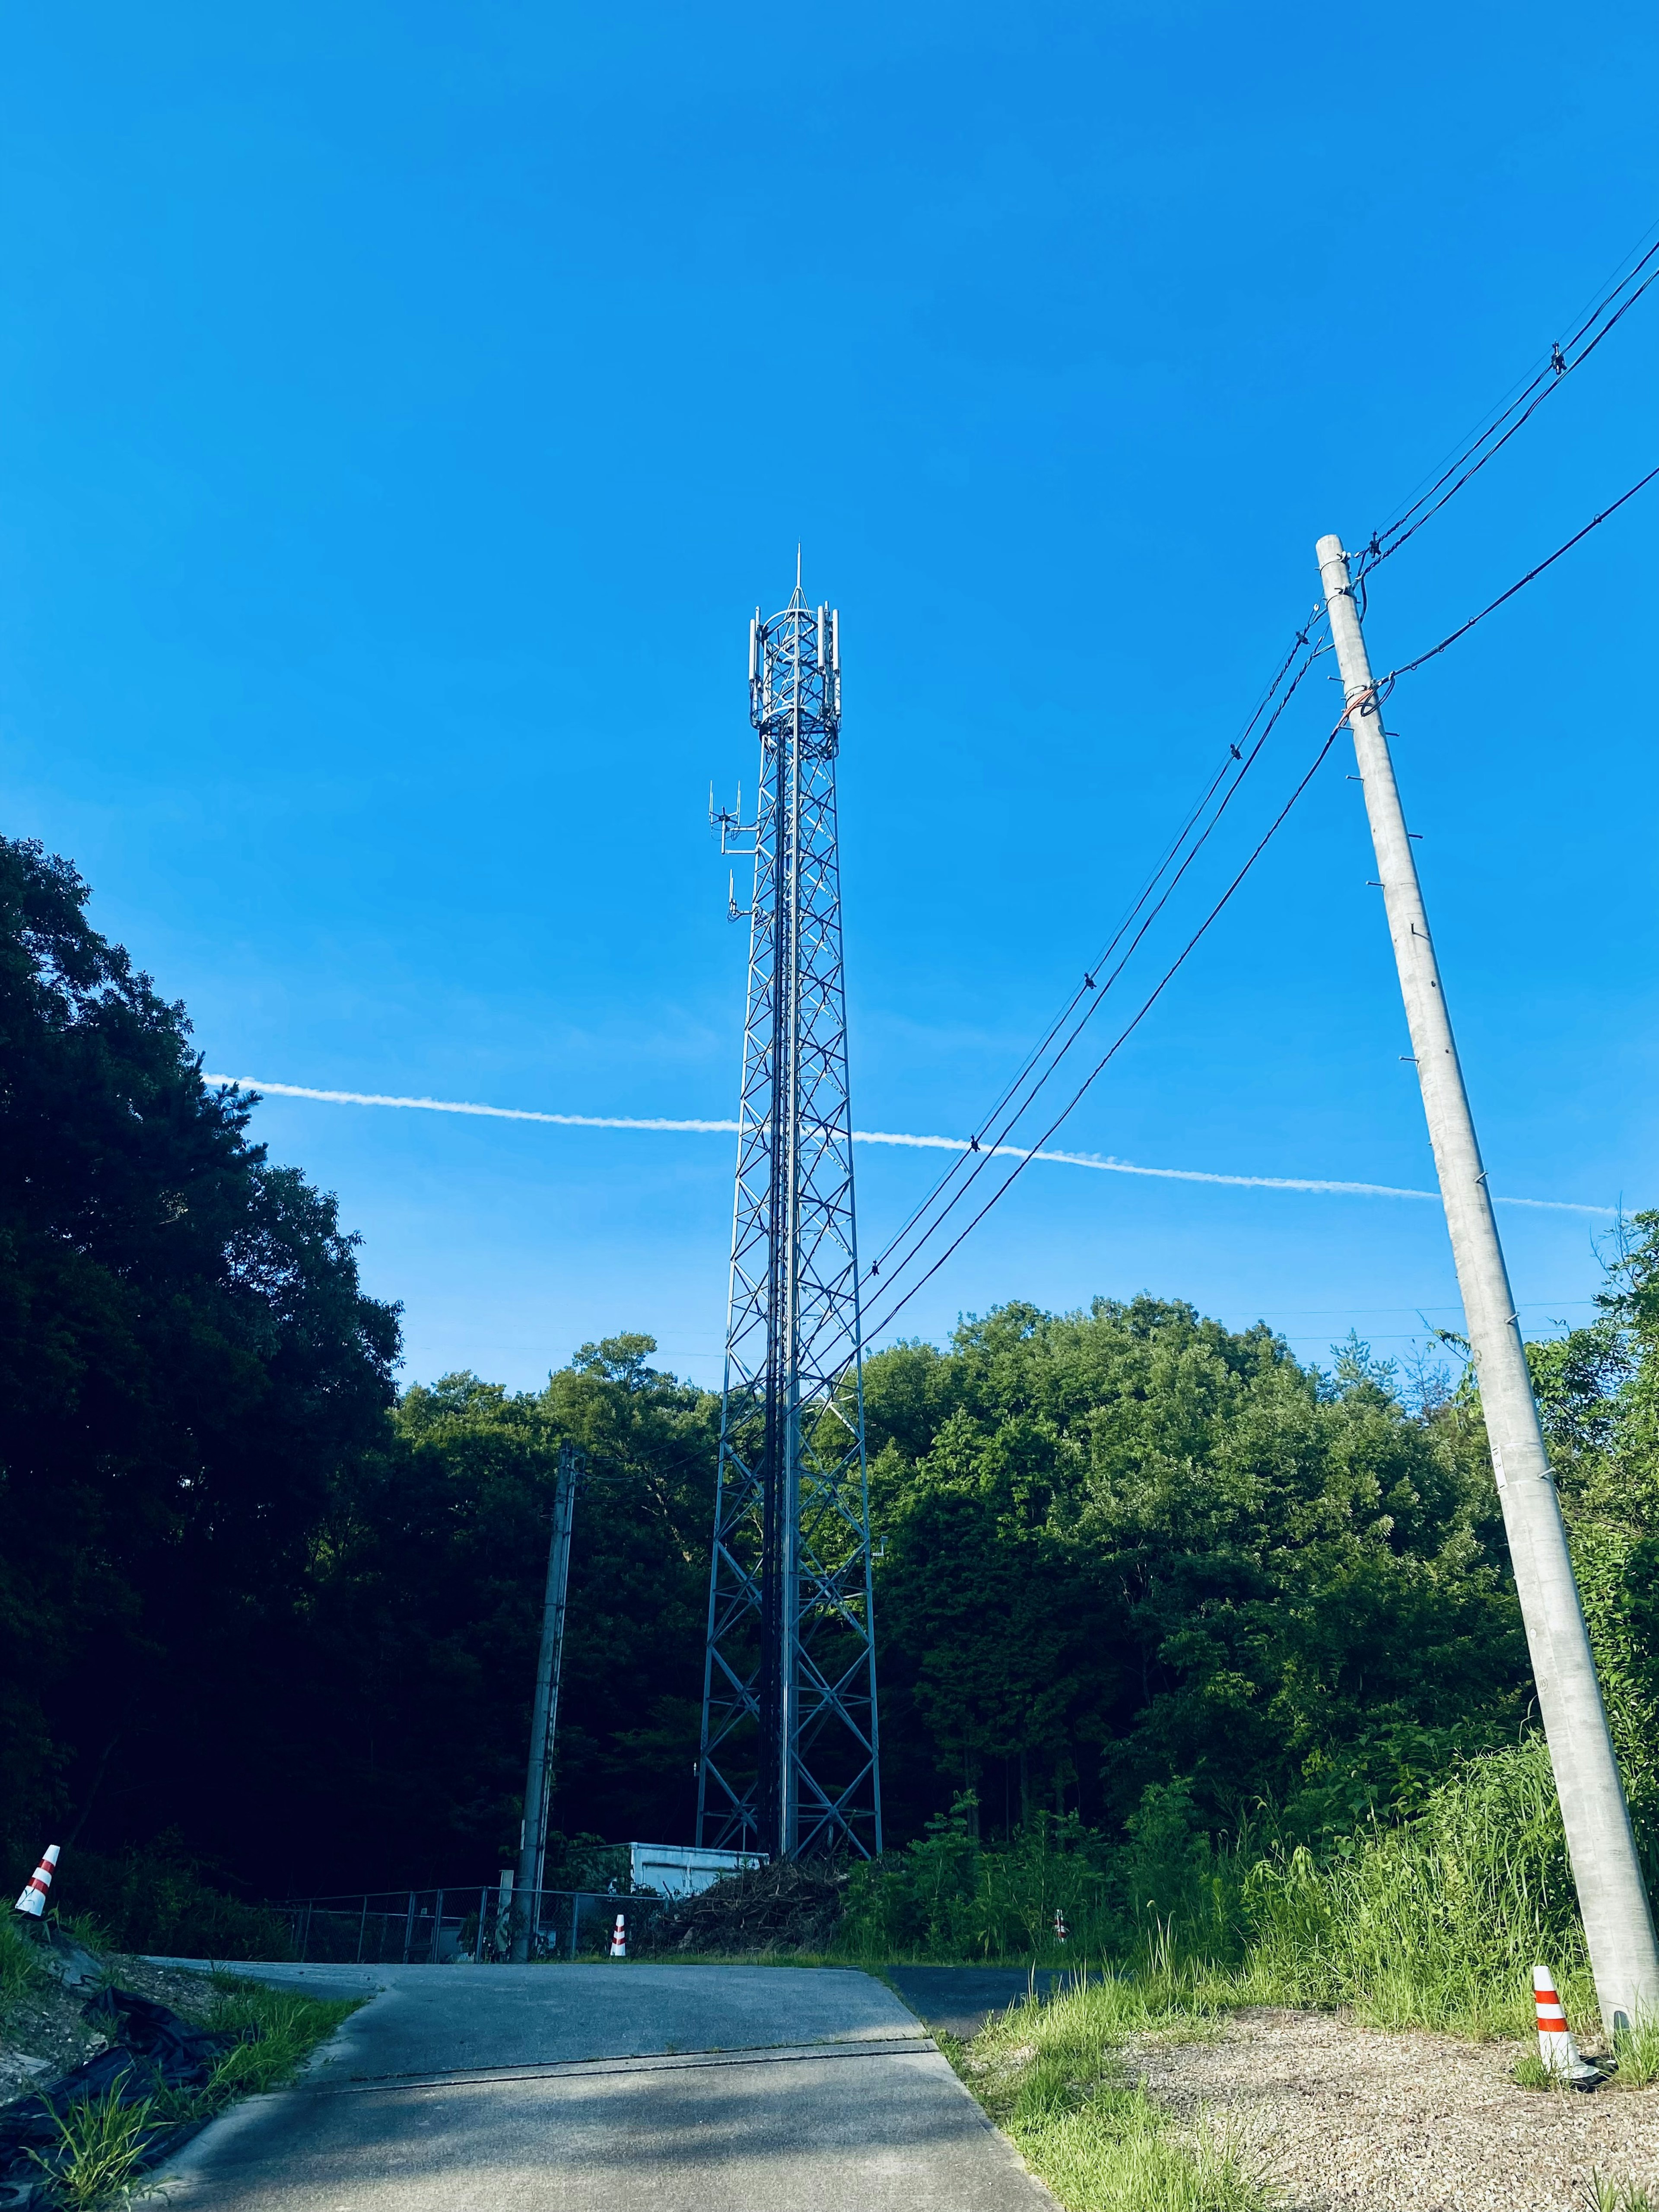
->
[513,1439,585,1958]
[1316,533,1659,2033]
[698,580,882,1861]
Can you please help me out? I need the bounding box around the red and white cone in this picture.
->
[1533,1964,1601,2085]
[14,1845,59,1919]
[609,1913,627,1959]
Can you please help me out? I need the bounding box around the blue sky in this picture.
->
[3,1,1654,1392]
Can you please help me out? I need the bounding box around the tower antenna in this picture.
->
[698,585,880,1860]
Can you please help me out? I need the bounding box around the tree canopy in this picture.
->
[0,835,399,1876]
[863,1297,1527,1848]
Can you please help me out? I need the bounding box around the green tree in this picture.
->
[270,1337,720,1887]
[0,836,400,1875]
[866,1296,1527,1847]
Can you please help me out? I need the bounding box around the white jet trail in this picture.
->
[202,1077,1615,1218]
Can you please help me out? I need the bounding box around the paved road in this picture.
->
[148,1961,1055,2209]
[885,1966,1100,2041]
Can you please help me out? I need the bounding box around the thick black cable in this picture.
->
[863,645,1323,1300]
[852,461,1657,1350]
[864,620,1323,1280]
[1357,238,1659,576]
[1372,463,1659,691]
[867,235,1659,1294]
[853,710,1351,1351]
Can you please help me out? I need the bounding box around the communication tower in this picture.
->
[696,578,882,1860]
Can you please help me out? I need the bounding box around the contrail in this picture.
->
[203,1076,1617,1218]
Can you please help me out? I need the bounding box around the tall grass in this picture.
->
[27,2094,160,2210]
[200,1977,362,2098]
[839,1786,1245,1967]
[0,1914,48,2008]
[19,1975,362,2207]
[52,1834,295,1961]
[831,1737,1602,2042]
[953,1979,1273,2212]
[1242,1737,1594,2037]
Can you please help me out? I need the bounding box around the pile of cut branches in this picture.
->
[648,1858,849,1954]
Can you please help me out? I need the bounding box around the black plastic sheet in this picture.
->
[0,1988,241,2208]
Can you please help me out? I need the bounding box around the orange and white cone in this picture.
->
[1533,1964,1601,2084]
[14,1845,59,1919]
[609,1913,626,1959]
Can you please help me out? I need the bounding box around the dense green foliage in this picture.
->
[0,835,400,1889]
[864,1300,1527,1844]
[0,835,717,1899]
[267,1345,718,1885]
[6,830,1659,1991]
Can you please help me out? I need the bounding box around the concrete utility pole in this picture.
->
[1316,534,1659,2032]
[513,1440,585,1961]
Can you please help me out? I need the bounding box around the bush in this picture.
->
[842,1803,1113,1960]
[54,1834,296,1961]
[1242,1736,1591,2036]
[0,1915,48,2008]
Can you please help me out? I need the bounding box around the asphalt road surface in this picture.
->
[148,1961,1056,2210]
[884,1966,1100,2041]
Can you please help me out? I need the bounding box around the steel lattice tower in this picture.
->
[696,579,882,1861]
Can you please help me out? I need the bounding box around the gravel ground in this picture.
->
[0,1951,217,2108]
[1123,2007,1659,2211]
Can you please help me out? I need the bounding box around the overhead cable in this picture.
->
[853,458,1657,1346]
[851,706,1353,1351]
[1369,462,1659,693]
[863,622,1324,1280]
[1357,231,1659,576]
[863,641,1325,1296]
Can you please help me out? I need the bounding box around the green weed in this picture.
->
[201,1977,362,2094]
[954,1982,1275,2212]
[0,1915,48,2007]
[1510,2047,1562,2090]
[22,1976,362,2206]
[1615,2013,1659,2091]
[1582,2177,1658,2212]
[1240,1739,1596,2040]
[27,2091,157,2209]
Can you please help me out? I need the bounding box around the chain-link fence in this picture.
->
[277,1886,669,1964]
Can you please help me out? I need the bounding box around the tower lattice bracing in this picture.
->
[697,582,882,1860]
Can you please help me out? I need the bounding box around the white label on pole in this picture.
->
[1491,1443,1507,1491]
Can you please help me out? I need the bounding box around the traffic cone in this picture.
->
[609,1913,627,1959]
[1533,1964,1601,2085]
[14,1846,59,1919]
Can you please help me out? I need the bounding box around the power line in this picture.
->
[854,706,1352,1350]
[864,642,1325,1295]
[865,621,1325,1281]
[852,458,1654,1344]
[859,236,1659,1314]
[842,239,1659,1348]
[1371,463,1659,691]
[1356,232,1659,576]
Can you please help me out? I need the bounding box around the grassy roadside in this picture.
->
[13,1970,362,2209]
[941,1971,1274,2212]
